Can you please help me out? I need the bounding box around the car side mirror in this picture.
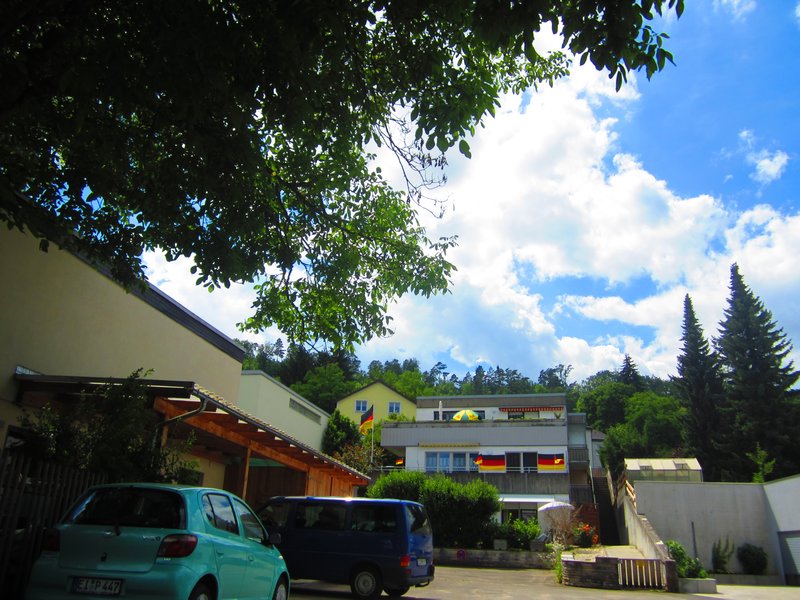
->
[266,531,281,546]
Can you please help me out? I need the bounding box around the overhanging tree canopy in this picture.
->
[1,0,683,347]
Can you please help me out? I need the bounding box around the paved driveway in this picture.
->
[290,565,797,600]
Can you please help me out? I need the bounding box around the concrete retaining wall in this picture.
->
[434,547,553,569]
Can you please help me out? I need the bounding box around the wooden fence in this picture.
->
[0,451,105,599]
[618,557,665,589]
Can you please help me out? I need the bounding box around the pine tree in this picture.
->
[618,354,645,391]
[672,295,725,481]
[715,264,800,480]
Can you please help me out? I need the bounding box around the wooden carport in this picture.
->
[14,374,369,505]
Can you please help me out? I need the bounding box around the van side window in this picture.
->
[405,504,432,535]
[259,503,290,529]
[351,504,397,533]
[295,503,346,531]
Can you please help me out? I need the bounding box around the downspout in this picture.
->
[151,392,208,449]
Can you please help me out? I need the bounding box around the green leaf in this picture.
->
[458,139,472,159]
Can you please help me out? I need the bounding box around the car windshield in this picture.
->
[67,487,185,529]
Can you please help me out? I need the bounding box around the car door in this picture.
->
[202,493,249,599]
[232,498,281,599]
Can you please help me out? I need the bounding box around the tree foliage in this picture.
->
[600,391,685,477]
[714,264,800,480]
[321,409,361,455]
[672,295,725,481]
[577,381,634,432]
[2,0,682,348]
[20,369,195,482]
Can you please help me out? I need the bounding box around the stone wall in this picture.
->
[434,547,553,569]
[561,556,620,589]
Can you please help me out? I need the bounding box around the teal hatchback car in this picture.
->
[25,483,289,600]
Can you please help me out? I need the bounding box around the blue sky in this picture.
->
[146,1,800,384]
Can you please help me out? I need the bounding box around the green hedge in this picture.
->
[368,471,502,548]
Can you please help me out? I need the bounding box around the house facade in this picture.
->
[381,393,597,521]
[1,227,367,503]
[336,380,416,425]
[238,370,330,451]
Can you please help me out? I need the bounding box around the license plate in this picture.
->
[71,577,122,596]
[417,557,427,566]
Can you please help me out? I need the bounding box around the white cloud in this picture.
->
[795,2,800,26]
[715,0,757,20]
[738,129,790,185]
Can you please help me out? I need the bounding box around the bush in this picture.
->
[367,470,426,501]
[666,540,707,579]
[369,472,502,548]
[493,518,542,550]
[711,537,735,573]
[572,522,598,548]
[736,543,767,575]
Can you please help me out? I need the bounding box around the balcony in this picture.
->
[395,467,570,495]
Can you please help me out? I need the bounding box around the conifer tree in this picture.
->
[618,354,645,391]
[715,264,800,480]
[672,295,725,480]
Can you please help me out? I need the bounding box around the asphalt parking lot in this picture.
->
[290,565,798,600]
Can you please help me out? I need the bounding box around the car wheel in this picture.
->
[272,577,288,600]
[188,582,214,600]
[384,585,410,597]
[350,566,382,600]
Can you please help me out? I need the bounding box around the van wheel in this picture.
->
[384,585,410,597]
[350,566,382,600]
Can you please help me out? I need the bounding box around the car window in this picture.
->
[67,487,184,529]
[294,503,346,531]
[202,493,239,534]
[233,498,266,542]
[258,502,290,529]
[405,504,432,535]
[351,504,397,533]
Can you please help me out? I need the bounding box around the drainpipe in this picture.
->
[151,393,208,449]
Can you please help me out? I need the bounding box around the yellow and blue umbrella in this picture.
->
[451,409,480,421]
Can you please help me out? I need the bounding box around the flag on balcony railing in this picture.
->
[359,405,374,434]
[395,457,405,466]
[538,453,566,471]
[474,454,505,472]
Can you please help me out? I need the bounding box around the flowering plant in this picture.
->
[573,522,599,548]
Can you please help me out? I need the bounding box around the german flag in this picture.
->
[538,453,566,471]
[476,454,505,472]
[395,457,405,466]
[359,405,374,434]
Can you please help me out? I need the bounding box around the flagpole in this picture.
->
[370,421,374,465]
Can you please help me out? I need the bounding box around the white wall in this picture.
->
[764,475,800,533]
[237,371,329,451]
[635,481,783,576]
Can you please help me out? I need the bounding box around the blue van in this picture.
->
[257,497,434,600]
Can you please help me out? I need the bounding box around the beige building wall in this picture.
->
[336,381,416,425]
[0,228,243,444]
[237,371,329,451]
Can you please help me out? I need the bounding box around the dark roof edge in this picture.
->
[73,252,245,363]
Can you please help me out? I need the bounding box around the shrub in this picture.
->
[366,470,426,501]
[736,543,767,575]
[666,540,708,579]
[572,522,598,548]
[493,518,542,549]
[711,538,735,573]
[553,543,565,583]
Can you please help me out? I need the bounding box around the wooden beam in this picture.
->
[154,397,310,473]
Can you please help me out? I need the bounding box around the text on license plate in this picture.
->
[417,558,427,566]
[72,577,122,596]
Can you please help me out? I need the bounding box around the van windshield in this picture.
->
[404,504,432,535]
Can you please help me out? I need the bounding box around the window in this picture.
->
[452,453,467,472]
[259,502,290,530]
[405,504,432,535]
[469,452,480,472]
[203,494,239,534]
[505,452,538,473]
[294,503,346,531]
[351,504,397,533]
[355,400,367,412]
[388,401,401,414]
[425,451,450,472]
[68,488,184,529]
[442,410,485,421]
